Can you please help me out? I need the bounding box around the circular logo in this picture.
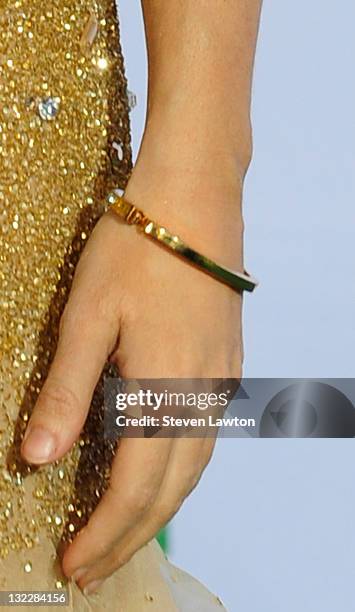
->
[260,382,355,437]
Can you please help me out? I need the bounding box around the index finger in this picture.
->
[62,436,173,578]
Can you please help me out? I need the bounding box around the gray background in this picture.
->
[119,1,355,610]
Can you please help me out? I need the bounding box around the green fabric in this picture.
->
[156,527,168,553]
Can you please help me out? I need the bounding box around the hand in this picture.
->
[20,160,244,594]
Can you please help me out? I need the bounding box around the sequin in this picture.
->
[127,89,137,111]
[97,57,108,70]
[81,12,99,49]
[37,97,61,121]
[0,0,132,565]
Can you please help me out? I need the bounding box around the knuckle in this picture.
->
[60,288,119,342]
[94,290,114,321]
[155,499,180,525]
[114,550,131,570]
[184,478,199,500]
[123,487,155,517]
[37,380,79,419]
[178,468,204,502]
[184,466,201,491]
[93,536,111,559]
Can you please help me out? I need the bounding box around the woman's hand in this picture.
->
[20,0,262,590]
[20,157,245,593]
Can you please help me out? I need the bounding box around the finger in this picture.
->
[62,436,173,580]
[75,436,216,591]
[115,436,216,557]
[21,283,118,465]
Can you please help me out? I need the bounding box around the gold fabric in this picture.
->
[0,0,132,562]
[0,1,226,609]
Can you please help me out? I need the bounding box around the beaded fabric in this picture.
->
[0,0,132,572]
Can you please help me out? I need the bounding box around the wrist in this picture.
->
[137,116,252,184]
[122,155,245,272]
[109,194,255,294]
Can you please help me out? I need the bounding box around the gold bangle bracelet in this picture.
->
[107,193,258,293]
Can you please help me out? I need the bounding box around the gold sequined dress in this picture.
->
[0,2,226,610]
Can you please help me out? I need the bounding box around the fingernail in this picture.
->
[83,580,104,596]
[22,426,56,463]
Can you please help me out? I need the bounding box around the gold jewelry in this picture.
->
[107,193,258,293]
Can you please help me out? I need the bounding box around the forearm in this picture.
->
[124,0,262,268]
[138,0,262,178]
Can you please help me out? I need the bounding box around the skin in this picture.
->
[21,0,262,595]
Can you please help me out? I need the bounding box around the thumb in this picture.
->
[21,296,118,465]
